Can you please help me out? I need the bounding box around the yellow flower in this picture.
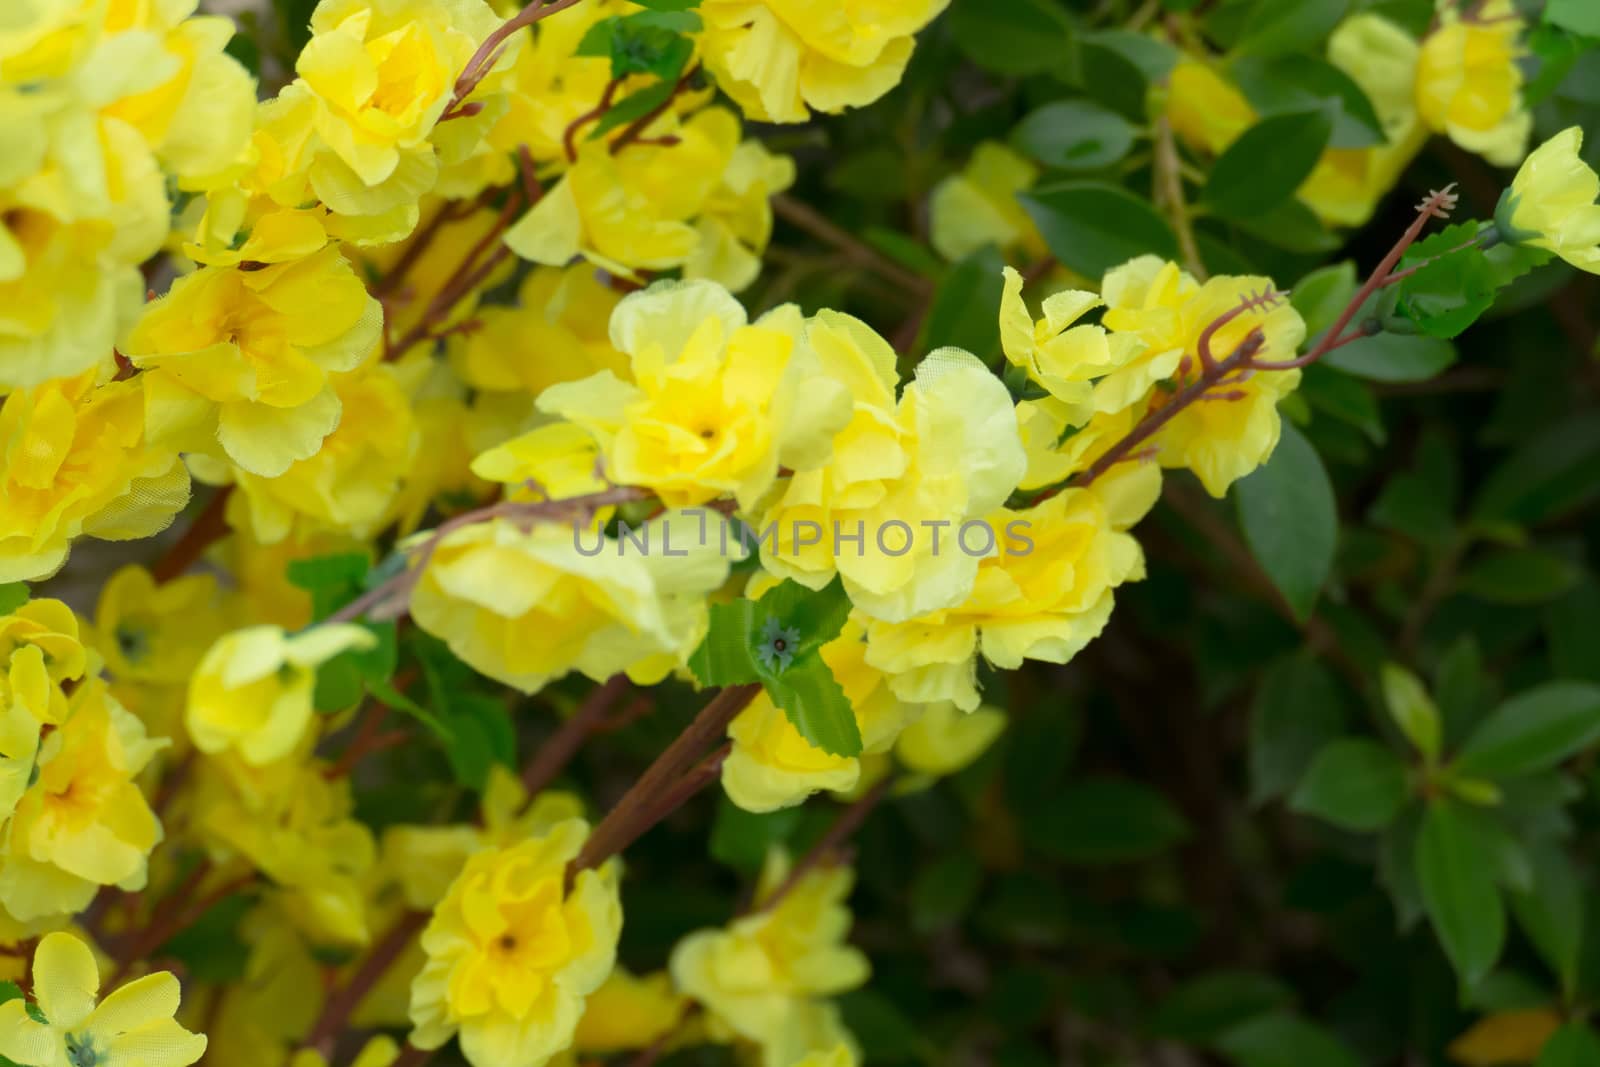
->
[998,266,1146,424]
[671,849,869,1045]
[863,466,1156,709]
[0,598,84,822]
[195,907,324,1067]
[294,0,503,216]
[0,206,144,389]
[0,679,165,922]
[697,0,950,123]
[101,0,256,186]
[895,700,1005,779]
[410,511,731,694]
[930,141,1047,264]
[1165,60,1253,157]
[0,372,190,584]
[1093,258,1304,495]
[451,264,627,396]
[758,320,1026,623]
[506,108,742,278]
[409,820,623,1067]
[124,245,383,477]
[385,774,584,910]
[1498,126,1600,275]
[194,749,377,945]
[687,138,797,292]
[93,565,228,686]
[1415,0,1528,167]
[228,364,420,542]
[539,279,850,510]
[292,1035,401,1067]
[0,932,206,1067]
[723,619,919,813]
[573,968,687,1053]
[1447,1009,1563,1067]
[186,623,377,765]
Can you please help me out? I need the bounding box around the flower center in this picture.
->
[65,1032,102,1067]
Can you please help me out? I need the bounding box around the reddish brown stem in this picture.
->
[324,700,392,780]
[151,487,232,583]
[758,774,893,912]
[443,0,588,119]
[303,910,429,1057]
[390,1044,435,1067]
[564,77,623,162]
[570,684,761,877]
[610,67,699,155]
[520,674,631,797]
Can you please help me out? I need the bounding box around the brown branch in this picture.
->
[610,67,699,155]
[569,684,761,878]
[303,910,429,1057]
[442,0,588,120]
[758,774,893,913]
[109,863,255,985]
[773,195,932,296]
[520,674,631,797]
[564,77,624,162]
[151,487,232,583]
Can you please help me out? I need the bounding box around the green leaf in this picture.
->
[1536,1024,1600,1067]
[1301,364,1383,444]
[1235,422,1337,621]
[0,980,21,1005]
[920,245,1005,362]
[1546,580,1600,683]
[591,70,686,137]
[1290,739,1409,831]
[1215,1012,1360,1067]
[1394,225,1498,338]
[1232,0,1348,57]
[1149,972,1293,1041]
[1416,800,1506,986]
[0,584,28,614]
[910,852,984,933]
[1020,182,1177,281]
[313,621,397,713]
[1454,682,1600,781]
[287,552,371,619]
[1024,777,1188,864]
[631,0,701,9]
[368,679,452,742]
[1474,416,1600,524]
[1382,663,1442,762]
[158,890,255,983]
[1510,841,1585,995]
[1545,0,1600,37]
[709,796,801,874]
[1291,261,1356,338]
[1075,31,1174,121]
[1230,53,1384,148]
[444,693,516,791]
[1458,549,1582,605]
[766,649,862,757]
[1368,430,1460,548]
[1230,197,1340,254]
[948,0,1076,77]
[1322,332,1456,382]
[1204,107,1333,220]
[1249,656,1349,804]
[1010,100,1136,171]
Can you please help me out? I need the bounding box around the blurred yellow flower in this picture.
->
[930,141,1047,264]
[573,968,687,1053]
[186,623,377,765]
[697,0,950,123]
[1415,0,1528,167]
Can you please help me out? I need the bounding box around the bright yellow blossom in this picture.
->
[998,265,1145,424]
[410,511,731,694]
[506,109,742,278]
[895,700,1005,779]
[0,372,190,584]
[758,317,1026,623]
[1414,0,1528,167]
[687,138,797,292]
[539,279,850,510]
[672,849,869,1046]
[0,679,165,922]
[864,466,1156,709]
[573,968,687,1053]
[723,619,919,812]
[1498,126,1600,275]
[294,0,503,218]
[0,598,83,821]
[0,932,206,1067]
[409,820,623,1067]
[930,142,1047,263]
[697,0,951,124]
[186,623,377,765]
[124,246,383,477]
[227,364,420,542]
[1165,60,1253,157]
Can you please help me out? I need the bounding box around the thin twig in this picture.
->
[303,910,430,1057]
[773,195,932,296]
[520,674,631,797]
[442,0,588,120]
[1154,115,1206,280]
[151,487,232,583]
[758,774,893,912]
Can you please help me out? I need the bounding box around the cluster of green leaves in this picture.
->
[574,0,704,138]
